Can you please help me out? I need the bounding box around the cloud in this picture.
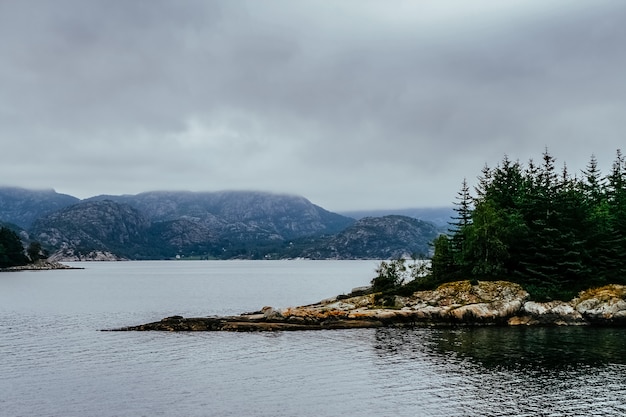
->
[1,0,625,210]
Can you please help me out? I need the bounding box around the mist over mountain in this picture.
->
[340,207,455,227]
[30,200,151,260]
[287,215,440,260]
[1,187,444,260]
[0,187,79,228]
[85,190,351,239]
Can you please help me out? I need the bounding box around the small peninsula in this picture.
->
[107,281,626,331]
[0,260,81,271]
[110,150,626,332]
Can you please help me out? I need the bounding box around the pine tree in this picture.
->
[0,227,29,268]
[450,178,473,232]
[429,149,626,300]
[474,164,492,200]
[579,154,612,284]
[603,150,626,283]
[447,179,473,276]
[465,200,509,277]
[582,154,605,203]
[430,234,457,282]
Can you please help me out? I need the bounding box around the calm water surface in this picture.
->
[1,261,625,416]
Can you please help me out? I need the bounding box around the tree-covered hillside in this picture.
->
[0,227,29,267]
[431,149,626,301]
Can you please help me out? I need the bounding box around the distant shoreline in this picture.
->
[0,260,83,272]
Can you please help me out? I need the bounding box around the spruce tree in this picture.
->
[0,227,29,267]
[604,150,626,283]
[448,179,473,276]
[430,234,457,282]
[430,149,626,300]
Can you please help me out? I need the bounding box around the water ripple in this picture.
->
[3,262,626,416]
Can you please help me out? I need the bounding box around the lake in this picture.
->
[1,260,625,416]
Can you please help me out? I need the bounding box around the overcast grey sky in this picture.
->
[1,1,625,211]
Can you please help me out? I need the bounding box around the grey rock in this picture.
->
[108,282,626,332]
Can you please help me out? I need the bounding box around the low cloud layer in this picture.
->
[2,1,625,210]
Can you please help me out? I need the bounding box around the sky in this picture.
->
[1,0,625,212]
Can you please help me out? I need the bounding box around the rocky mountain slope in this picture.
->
[31,200,151,260]
[340,207,455,227]
[0,187,79,228]
[290,215,439,259]
[86,190,352,239]
[2,187,444,260]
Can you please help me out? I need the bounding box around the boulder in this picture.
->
[406,280,528,324]
[521,301,584,325]
[261,306,284,321]
[574,285,626,324]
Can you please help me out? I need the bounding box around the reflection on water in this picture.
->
[372,327,626,416]
[374,327,626,369]
[436,327,626,369]
[3,262,626,417]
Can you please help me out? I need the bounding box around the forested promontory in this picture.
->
[428,149,626,301]
[0,226,47,268]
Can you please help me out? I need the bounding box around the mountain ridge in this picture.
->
[1,187,446,260]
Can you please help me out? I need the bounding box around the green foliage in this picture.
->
[371,259,408,293]
[372,257,439,304]
[431,149,626,301]
[27,241,46,262]
[430,235,459,281]
[0,227,29,267]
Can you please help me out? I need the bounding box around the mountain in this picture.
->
[0,187,79,228]
[85,190,352,239]
[30,200,151,259]
[339,207,455,227]
[284,215,440,259]
[29,191,356,259]
[2,188,444,260]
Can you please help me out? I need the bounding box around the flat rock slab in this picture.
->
[105,281,626,332]
[106,315,385,332]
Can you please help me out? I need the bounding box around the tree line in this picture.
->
[0,227,45,268]
[430,149,626,301]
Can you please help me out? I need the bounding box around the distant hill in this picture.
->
[28,191,357,259]
[2,187,444,260]
[340,207,454,227]
[30,200,151,259]
[0,187,79,228]
[285,215,440,260]
[85,190,352,239]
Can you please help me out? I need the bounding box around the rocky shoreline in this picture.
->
[107,281,626,331]
[0,260,82,271]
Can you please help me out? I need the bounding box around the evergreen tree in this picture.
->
[429,149,626,300]
[550,169,588,295]
[579,154,612,285]
[0,227,29,267]
[466,157,528,278]
[450,178,473,232]
[430,234,457,282]
[582,154,605,203]
[448,179,473,276]
[474,164,492,200]
[0,243,8,267]
[603,150,626,283]
[465,200,509,277]
[27,241,45,262]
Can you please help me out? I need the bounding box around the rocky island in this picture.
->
[107,280,626,331]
